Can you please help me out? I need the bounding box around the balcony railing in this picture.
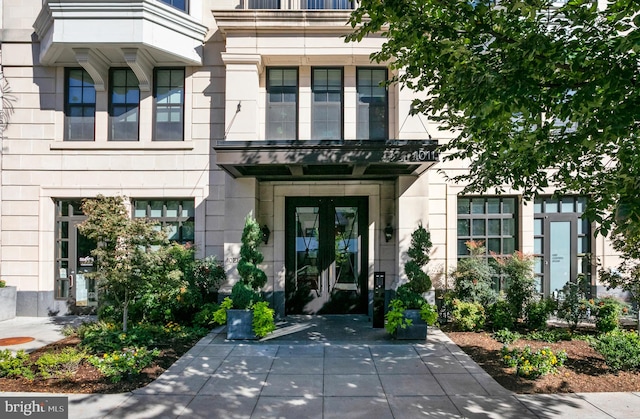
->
[243,0,357,10]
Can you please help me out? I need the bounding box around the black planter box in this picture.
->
[226,309,257,340]
[394,309,427,340]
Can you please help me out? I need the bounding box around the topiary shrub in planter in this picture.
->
[223,212,275,340]
[386,223,438,340]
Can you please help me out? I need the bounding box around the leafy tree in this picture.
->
[79,195,180,332]
[347,0,640,234]
[451,241,498,307]
[493,251,537,320]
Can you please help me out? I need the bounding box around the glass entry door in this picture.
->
[55,200,98,313]
[285,197,368,314]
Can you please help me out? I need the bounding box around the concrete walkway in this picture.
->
[1,315,639,418]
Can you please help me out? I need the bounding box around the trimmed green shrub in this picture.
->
[88,346,160,382]
[451,241,498,307]
[35,348,85,379]
[451,299,485,331]
[589,297,626,333]
[0,349,34,380]
[252,301,276,338]
[494,251,536,320]
[525,298,555,331]
[486,300,515,331]
[493,328,521,344]
[592,330,640,371]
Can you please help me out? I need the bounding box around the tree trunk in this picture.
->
[123,289,129,333]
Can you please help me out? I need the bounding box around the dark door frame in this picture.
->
[284,196,369,315]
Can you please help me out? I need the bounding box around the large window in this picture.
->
[356,68,387,140]
[159,0,188,12]
[457,197,518,258]
[312,68,343,140]
[109,69,140,141]
[154,68,185,141]
[534,196,592,297]
[65,69,96,141]
[133,199,195,244]
[267,68,298,140]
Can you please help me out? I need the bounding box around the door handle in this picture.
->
[68,275,74,288]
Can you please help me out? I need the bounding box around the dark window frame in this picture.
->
[457,196,519,291]
[132,199,195,244]
[64,68,96,141]
[533,195,593,298]
[356,67,388,140]
[266,67,299,140]
[311,67,344,140]
[109,68,140,141]
[153,68,185,141]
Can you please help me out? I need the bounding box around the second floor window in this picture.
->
[154,68,185,141]
[357,68,387,140]
[109,69,140,141]
[65,68,95,141]
[312,68,343,140]
[159,0,188,12]
[267,68,298,140]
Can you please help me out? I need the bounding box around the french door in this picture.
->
[285,197,368,314]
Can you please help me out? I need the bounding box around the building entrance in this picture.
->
[285,197,368,314]
[55,200,98,312]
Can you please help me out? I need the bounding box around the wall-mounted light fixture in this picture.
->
[261,225,271,245]
[384,223,393,243]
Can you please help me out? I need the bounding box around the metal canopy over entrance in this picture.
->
[213,139,439,180]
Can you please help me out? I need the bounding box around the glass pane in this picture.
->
[503,198,515,214]
[577,217,588,235]
[61,221,69,239]
[534,256,543,274]
[457,219,470,236]
[472,219,486,235]
[182,221,195,242]
[561,197,574,213]
[534,218,542,235]
[487,198,500,214]
[150,201,163,217]
[458,239,470,256]
[166,222,179,241]
[471,199,485,214]
[503,238,515,254]
[134,201,147,217]
[182,200,195,217]
[61,241,68,259]
[502,218,515,236]
[487,238,501,254]
[166,200,179,218]
[457,198,470,215]
[545,199,558,213]
[550,221,571,293]
[578,236,588,254]
[534,237,542,254]
[577,196,587,213]
[488,219,500,235]
[533,198,542,214]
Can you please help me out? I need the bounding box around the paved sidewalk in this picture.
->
[1,316,640,418]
